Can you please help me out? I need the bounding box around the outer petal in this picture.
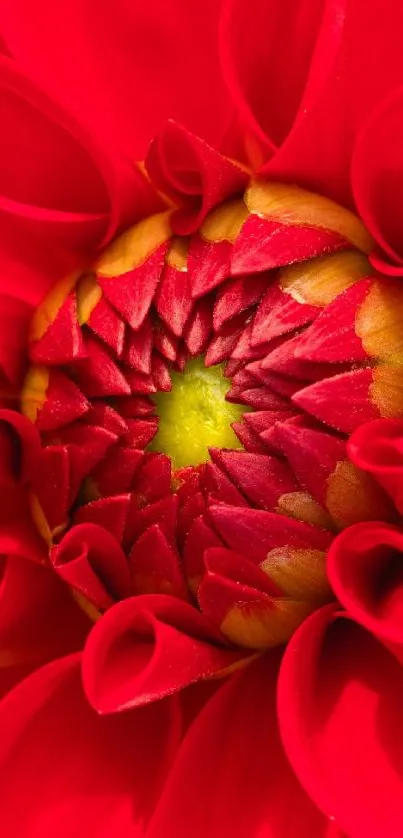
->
[221,0,403,206]
[352,86,403,264]
[0,653,181,836]
[0,556,90,697]
[147,653,332,837]
[278,606,403,838]
[0,0,234,159]
[328,522,403,655]
[0,56,162,303]
[82,594,250,712]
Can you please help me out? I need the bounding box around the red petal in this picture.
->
[0,1,234,158]
[220,0,329,163]
[252,279,317,345]
[295,279,371,363]
[156,264,193,339]
[75,335,130,397]
[213,273,269,332]
[153,321,179,362]
[35,369,89,431]
[211,449,297,509]
[328,522,403,650]
[349,419,403,513]
[279,607,403,837]
[29,291,86,365]
[91,446,144,496]
[0,654,181,835]
[0,296,31,386]
[98,243,167,330]
[293,368,378,433]
[232,215,346,275]
[210,504,332,561]
[124,495,178,548]
[188,236,232,298]
[352,87,403,263]
[148,654,330,837]
[74,494,131,542]
[129,524,188,600]
[123,417,158,448]
[0,555,90,669]
[82,594,247,711]
[202,461,248,506]
[52,523,132,608]
[152,354,172,392]
[274,422,345,505]
[0,56,160,278]
[86,294,125,357]
[184,296,212,355]
[146,122,248,234]
[132,454,171,505]
[123,317,153,374]
[183,514,224,590]
[231,420,269,453]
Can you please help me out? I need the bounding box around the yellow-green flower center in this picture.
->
[149,357,246,470]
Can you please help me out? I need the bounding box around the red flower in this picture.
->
[1,1,403,836]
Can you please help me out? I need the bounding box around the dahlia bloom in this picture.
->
[1,1,403,836]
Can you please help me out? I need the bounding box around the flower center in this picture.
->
[149,357,245,469]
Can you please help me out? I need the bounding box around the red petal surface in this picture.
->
[83,594,247,712]
[0,654,182,836]
[221,0,403,210]
[352,87,403,264]
[146,122,248,234]
[293,368,378,433]
[349,419,403,513]
[148,654,330,837]
[0,1,234,158]
[328,522,403,650]
[210,504,332,561]
[279,607,403,838]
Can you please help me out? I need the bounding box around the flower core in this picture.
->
[17,179,403,652]
[149,357,245,469]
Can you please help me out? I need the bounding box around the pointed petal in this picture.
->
[210,504,332,561]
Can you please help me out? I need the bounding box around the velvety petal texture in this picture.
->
[221,0,403,208]
[148,654,330,837]
[0,0,234,159]
[0,654,182,836]
[279,608,403,838]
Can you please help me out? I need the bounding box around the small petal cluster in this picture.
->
[12,177,398,654]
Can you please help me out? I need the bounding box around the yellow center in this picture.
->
[149,357,246,470]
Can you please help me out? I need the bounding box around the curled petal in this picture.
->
[348,419,403,513]
[222,0,403,208]
[220,0,330,162]
[328,522,403,651]
[51,523,133,609]
[148,653,331,837]
[278,606,403,837]
[0,653,182,836]
[146,121,249,234]
[82,594,250,712]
